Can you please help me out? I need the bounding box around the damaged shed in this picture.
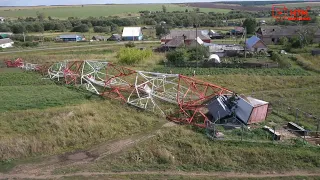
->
[207,95,269,125]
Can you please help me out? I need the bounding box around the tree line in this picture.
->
[0,10,271,34]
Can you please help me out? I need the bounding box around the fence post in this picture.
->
[272,126,276,143]
[241,124,243,142]
[303,131,306,146]
[317,119,320,136]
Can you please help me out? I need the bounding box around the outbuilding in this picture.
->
[246,35,267,52]
[122,27,143,41]
[0,17,5,23]
[0,38,14,48]
[57,34,84,42]
[107,34,122,41]
[92,35,107,41]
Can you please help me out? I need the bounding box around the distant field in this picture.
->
[0,4,229,19]
[264,2,320,8]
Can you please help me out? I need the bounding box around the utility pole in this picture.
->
[244,27,247,59]
[23,32,26,42]
[196,24,198,67]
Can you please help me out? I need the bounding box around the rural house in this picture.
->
[0,38,14,48]
[161,30,211,45]
[107,34,121,41]
[256,26,320,44]
[246,35,267,52]
[92,35,107,41]
[57,34,84,42]
[122,27,143,41]
[0,17,5,23]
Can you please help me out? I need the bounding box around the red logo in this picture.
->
[272,4,311,21]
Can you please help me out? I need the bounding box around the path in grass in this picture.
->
[3,122,176,177]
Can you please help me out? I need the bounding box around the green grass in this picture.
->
[154,67,311,76]
[0,4,229,19]
[0,71,91,112]
[53,126,320,174]
[0,70,165,162]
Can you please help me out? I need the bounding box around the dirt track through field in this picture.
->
[0,122,175,178]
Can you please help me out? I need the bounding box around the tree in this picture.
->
[72,24,89,32]
[185,9,189,12]
[279,37,288,45]
[93,26,111,33]
[162,5,167,13]
[242,18,257,34]
[54,22,66,32]
[0,24,11,32]
[10,23,25,34]
[194,8,200,13]
[187,46,209,61]
[25,24,35,32]
[166,48,189,65]
[36,12,46,21]
[111,24,119,32]
[155,25,169,36]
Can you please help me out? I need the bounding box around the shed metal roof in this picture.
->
[59,34,82,39]
[161,29,210,40]
[207,44,244,53]
[246,35,261,49]
[0,38,13,45]
[122,27,142,37]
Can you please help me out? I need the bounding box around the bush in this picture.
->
[279,37,288,45]
[15,41,39,47]
[117,47,153,65]
[271,52,291,68]
[72,24,89,32]
[166,48,189,65]
[125,42,135,48]
[187,46,209,61]
[93,26,111,33]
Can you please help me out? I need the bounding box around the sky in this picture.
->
[0,0,293,6]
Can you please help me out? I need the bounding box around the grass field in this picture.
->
[0,4,230,19]
[0,68,165,161]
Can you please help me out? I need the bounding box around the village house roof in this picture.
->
[165,36,185,47]
[246,36,266,49]
[0,38,13,45]
[257,26,320,36]
[108,34,121,40]
[92,35,106,40]
[161,30,211,40]
[122,27,142,37]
